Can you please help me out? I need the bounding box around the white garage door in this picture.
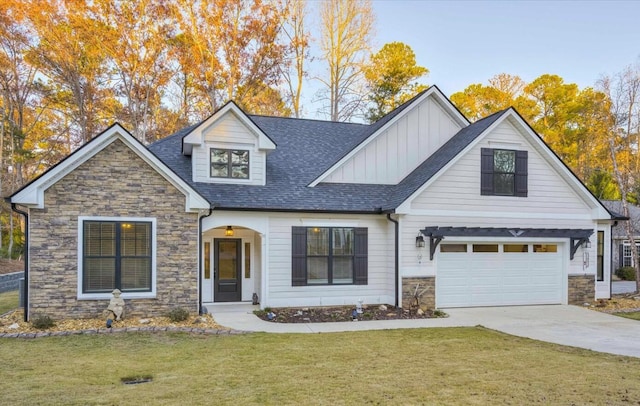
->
[436,242,563,308]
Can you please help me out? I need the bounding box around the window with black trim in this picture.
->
[291,227,368,286]
[210,148,249,179]
[83,221,152,293]
[481,148,528,197]
[597,231,604,281]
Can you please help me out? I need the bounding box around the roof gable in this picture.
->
[10,123,209,211]
[309,86,469,187]
[182,101,276,156]
[395,108,612,219]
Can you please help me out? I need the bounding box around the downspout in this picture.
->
[386,213,399,308]
[610,221,617,299]
[10,203,28,322]
[198,206,214,315]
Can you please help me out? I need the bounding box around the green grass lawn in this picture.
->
[616,311,640,320]
[0,290,19,315]
[2,328,640,405]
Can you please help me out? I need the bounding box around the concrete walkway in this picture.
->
[207,304,640,358]
[613,281,637,295]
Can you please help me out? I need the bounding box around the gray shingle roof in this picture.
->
[600,200,639,238]
[148,100,504,213]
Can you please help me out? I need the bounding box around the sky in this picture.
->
[303,0,640,118]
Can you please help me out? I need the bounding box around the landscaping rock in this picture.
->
[139,319,151,324]
[255,305,447,323]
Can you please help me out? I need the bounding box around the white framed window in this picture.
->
[210,148,249,179]
[77,216,157,300]
[622,241,640,267]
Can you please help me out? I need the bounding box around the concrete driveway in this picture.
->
[209,304,640,358]
[445,305,640,358]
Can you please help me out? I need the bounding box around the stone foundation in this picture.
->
[402,276,435,309]
[568,274,595,305]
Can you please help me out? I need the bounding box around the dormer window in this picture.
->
[210,148,249,179]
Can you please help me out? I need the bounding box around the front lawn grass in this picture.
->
[0,290,19,315]
[2,328,640,405]
[615,311,640,320]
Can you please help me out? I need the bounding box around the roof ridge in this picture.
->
[248,114,368,126]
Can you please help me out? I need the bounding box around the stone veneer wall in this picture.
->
[568,274,595,305]
[402,276,435,309]
[28,139,199,319]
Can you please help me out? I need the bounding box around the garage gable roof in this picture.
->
[395,108,613,219]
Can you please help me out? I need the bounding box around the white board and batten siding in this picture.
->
[323,97,462,185]
[265,213,395,308]
[191,112,267,185]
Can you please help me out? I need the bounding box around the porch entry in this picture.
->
[214,239,242,302]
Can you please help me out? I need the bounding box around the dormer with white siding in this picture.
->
[182,102,276,185]
[310,87,468,186]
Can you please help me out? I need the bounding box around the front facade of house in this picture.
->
[10,87,615,320]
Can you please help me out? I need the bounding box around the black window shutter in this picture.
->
[480,148,494,195]
[354,228,368,285]
[515,150,528,197]
[619,243,624,268]
[291,227,307,286]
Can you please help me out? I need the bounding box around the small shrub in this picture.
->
[616,266,637,281]
[31,314,55,330]
[166,307,189,322]
[433,309,447,318]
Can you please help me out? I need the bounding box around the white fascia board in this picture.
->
[11,124,209,212]
[505,112,612,220]
[11,124,126,208]
[182,103,275,155]
[428,86,470,128]
[309,87,470,187]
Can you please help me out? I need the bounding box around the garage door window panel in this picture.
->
[504,244,528,253]
[473,244,499,253]
[440,244,467,253]
[533,244,557,253]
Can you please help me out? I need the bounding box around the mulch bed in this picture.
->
[0,309,231,336]
[0,259,23,275]
[592,294,640,314]
[255,305,447,323]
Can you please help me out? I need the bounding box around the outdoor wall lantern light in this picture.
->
[225,226,234,236]
[415,234,426,248]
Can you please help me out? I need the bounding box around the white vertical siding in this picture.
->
[265,213,395,308]
[323,96,462,184]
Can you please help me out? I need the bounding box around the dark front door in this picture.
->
[214,239,242,302]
